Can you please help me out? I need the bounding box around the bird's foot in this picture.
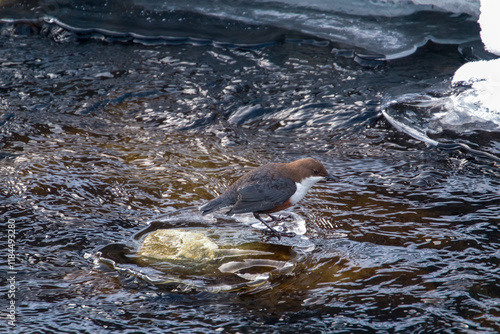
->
[254,213,295,239]
[264,226,296,239]
[263,228,296,239]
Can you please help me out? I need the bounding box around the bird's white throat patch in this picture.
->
[289,176,324,205]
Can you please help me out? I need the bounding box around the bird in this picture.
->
[200,158,333,237]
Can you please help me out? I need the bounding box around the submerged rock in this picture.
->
[138,229,220,262]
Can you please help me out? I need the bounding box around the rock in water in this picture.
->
[138,229,219,262]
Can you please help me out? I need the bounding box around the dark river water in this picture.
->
[0,1,499,333]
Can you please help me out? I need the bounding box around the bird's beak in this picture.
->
[324,174,336,181]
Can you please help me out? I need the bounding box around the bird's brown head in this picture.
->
[286,158,333,182]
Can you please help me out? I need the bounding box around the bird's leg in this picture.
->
[267,214,292,222]
[253,213,295,238]
[267,214,280,222]
[253,213,280,234]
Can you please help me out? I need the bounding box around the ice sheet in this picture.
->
[478,0,500,55]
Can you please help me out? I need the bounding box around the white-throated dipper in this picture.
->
[200,158,333,237]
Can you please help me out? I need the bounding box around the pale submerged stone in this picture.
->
[138,229,220,262]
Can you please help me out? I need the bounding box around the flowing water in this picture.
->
[0,1,499,333]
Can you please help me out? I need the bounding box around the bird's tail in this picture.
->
[199,194,234,215]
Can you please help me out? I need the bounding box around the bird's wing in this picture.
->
[228,177,296,214]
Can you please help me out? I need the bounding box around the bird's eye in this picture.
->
[313,169,320,175]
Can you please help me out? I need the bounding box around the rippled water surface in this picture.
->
[0,2,499,333]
